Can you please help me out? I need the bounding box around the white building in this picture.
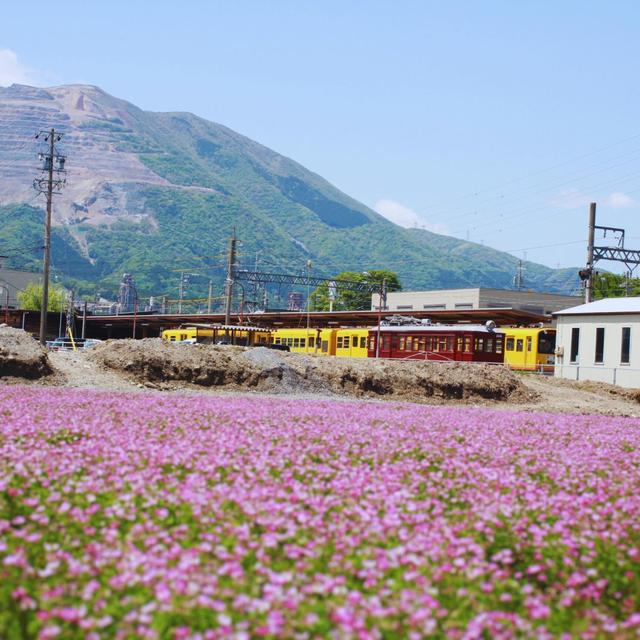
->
[553,297,640,388]
[372,288,581,316]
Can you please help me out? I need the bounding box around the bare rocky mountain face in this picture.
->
[0,84,169,226]
[0,83,580,295]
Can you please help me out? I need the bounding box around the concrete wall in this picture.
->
[555,313,640,388]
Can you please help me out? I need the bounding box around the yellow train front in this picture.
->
[497,327,556,372]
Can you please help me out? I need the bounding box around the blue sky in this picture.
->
[2,0,640,276]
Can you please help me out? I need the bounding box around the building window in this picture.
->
[454,303,473,310]
[397,305,413,310]
[423,304,445,310]
[570,327,580,363]
[621,327,631,364]
[595,327,605,364]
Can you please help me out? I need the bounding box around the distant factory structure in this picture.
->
[118,273,138,313]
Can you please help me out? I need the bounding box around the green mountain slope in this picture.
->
[0,84,581,304]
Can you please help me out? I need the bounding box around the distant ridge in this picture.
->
[0,83,579,297]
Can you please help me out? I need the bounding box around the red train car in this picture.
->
[367,318,504,363]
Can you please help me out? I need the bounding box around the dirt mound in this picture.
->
[0,325,53,379]
[88,339,530,403]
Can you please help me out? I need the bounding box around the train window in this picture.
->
[353,336,358,347]
[446,337,453,351]
[369,336,376,350]
[384,336,391,351]
[275,337,281,344]
[495,338,503,354]
[309,337,314,347]
[516,339,524,352]
[464,337,472,352]
[405,336,412,350]
[360,337,367,349]
[293,338,300,348]
[476,337,484,351]
[439,337,448,351]
[322,340,329,353]
[337,337,343,349]
[538,331,555,355]
[300,339,306,347]
[526,337,532,352]
[506,337,515,351]
[486,339,494,352]
[399,336,405,350]
[391,335,399,349]
[456,337,463,352]
[170,336,176,342]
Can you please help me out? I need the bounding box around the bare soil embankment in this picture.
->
[87,339,528,404]
[0,325,53,379]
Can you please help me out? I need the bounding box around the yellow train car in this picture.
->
[162,325,270,346]
[335,328,369,358]
[270,328,320,353]
[498,327,556,372]
[269,327,368,357]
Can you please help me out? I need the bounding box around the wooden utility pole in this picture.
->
[224,232,237,325]
[207,280,213,314]
[34,129,66,345]
[585,202,596,303]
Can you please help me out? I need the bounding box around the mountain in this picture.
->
[0,83,580,304]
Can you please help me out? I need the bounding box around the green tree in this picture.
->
[593,272,640,299]
[311,270,401,311]
[17,282,67,312]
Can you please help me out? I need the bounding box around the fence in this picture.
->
[555,364,640,388]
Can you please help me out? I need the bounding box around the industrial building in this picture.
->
[372,288,581,316]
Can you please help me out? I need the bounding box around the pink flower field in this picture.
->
[1,385,640,639]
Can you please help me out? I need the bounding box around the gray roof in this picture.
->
[553,297,640,316]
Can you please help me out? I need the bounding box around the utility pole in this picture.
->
[207,279,213,314]
[65,288,75,339]
[585,202,596,304]
[375,278,387,359]
[224,232,237,325]
[306,260,312,330]
[513,260,525,290]
[178,271,185,314]
[33,128,66,345]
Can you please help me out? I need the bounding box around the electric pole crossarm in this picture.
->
[593,247,640,265]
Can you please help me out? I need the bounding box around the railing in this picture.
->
[400,350,455,362]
